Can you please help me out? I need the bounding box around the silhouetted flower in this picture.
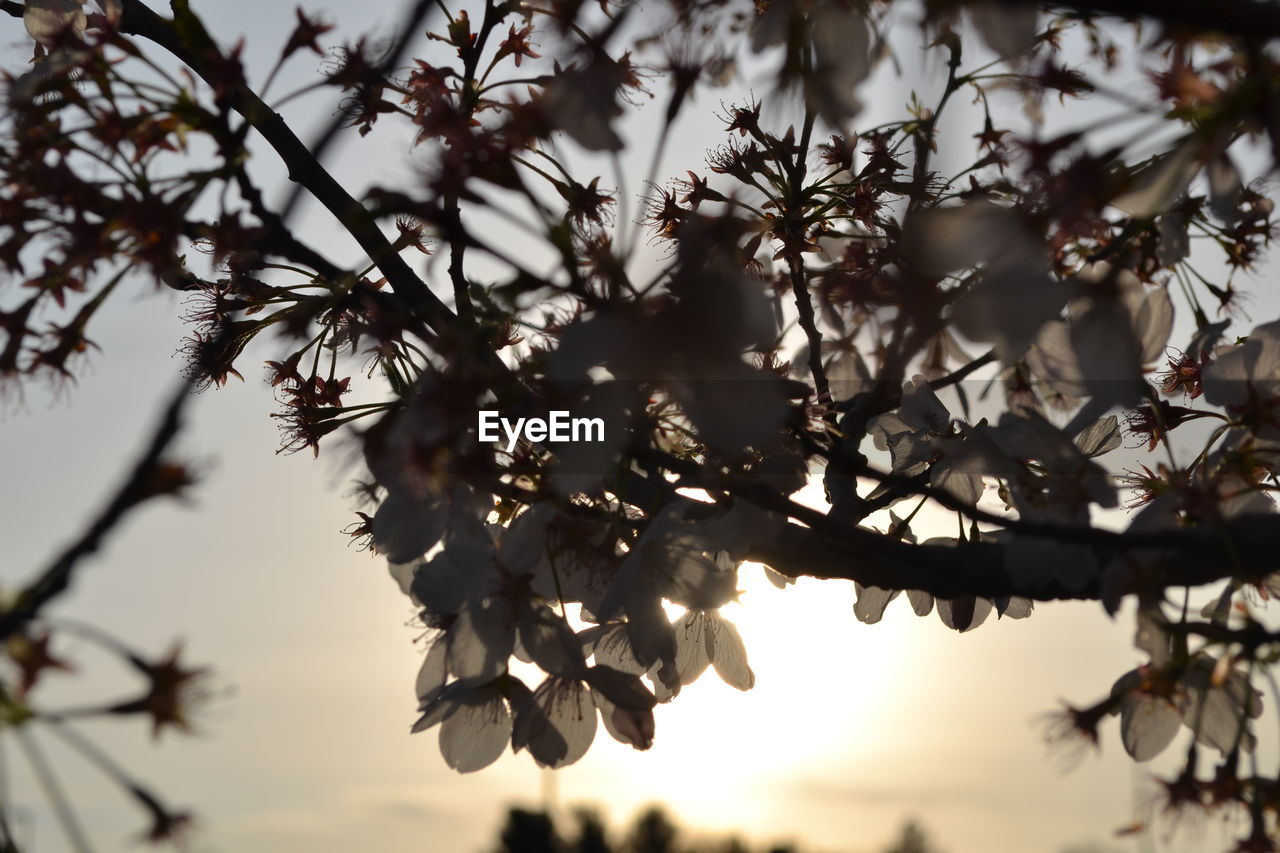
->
[111,644,213,740]
[6,631,72,695]
[1160,349,1209,399]
[1124,400,1198,451]
[281,7,333,60]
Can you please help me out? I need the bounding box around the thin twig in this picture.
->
[0,374,196,640]
[276,0,435,224]
[15,730,94,853]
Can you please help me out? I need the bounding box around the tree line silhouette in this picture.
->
[489,805,944,853]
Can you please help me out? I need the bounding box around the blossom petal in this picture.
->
[1203,319,1280,409]
[807,3,871,125]
[542,58,624,151]
[1134,287,1174,367]
[439,687,512,772]
[584,665,657,711]
[906,590,934,617]
[994,596,1033,620]
[24,0,86,44]
[650,541,738,611]
[447,600,514,685]
[968,2,1038,59]
[672,611,712,685]
[387,559,416,596]
[411,550,486,614]
[592,691,655,751]
[707,613,754,691]
[513,677,597,769]
[1207,153,1243,223]
[1120,693,1180,762]
[853,583,900,624]
[583,623,647,676]
[518,602,587,677]
[415,637,448,707]
[1111,140,1202,218]
[899,375,950,434]
[763,566,795,589]
[1074,416,1121,458]
[1181,656,1262,754]
[372,491,446,564]
[931,459,983,506]
[1071,298,1144,407]
[498,503,552,578]
[904,202,1016,275]
[936,596,993,632]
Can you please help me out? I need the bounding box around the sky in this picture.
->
[1,1,1276,852]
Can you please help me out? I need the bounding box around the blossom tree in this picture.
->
[5,0,1280,848]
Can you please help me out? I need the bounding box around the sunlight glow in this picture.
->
[555,561,925,838]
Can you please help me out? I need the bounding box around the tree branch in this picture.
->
[113,1,459,339]
[632,443,1280,604]
[441,0,509,326]
[0,377,196,640]
[1041,0,1280,41]
[929,348,996,391]
[750,512,1280,604]
[786,109,830,409]
[275,0,435,224]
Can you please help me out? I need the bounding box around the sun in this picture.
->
[549,560,925,835]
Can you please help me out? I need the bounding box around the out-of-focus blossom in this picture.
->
[23,0,86,45]
[868,375,983,505]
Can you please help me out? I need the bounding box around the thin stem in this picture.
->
[15,729,94,853]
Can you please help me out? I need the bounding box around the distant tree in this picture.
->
[492,804,807,853]
[626,806,681,853]
[571,807,615,853]
[883,820,943,853]
[497,808,563,853]
[714,839,751,853]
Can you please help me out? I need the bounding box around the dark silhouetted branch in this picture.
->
[751,513,1280,603]
[0,378,195,640]
[110,0,460,339]
[1042,0,1280,40]
[275,0,435,224]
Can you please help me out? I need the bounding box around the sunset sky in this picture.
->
[2,2,1274,851]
